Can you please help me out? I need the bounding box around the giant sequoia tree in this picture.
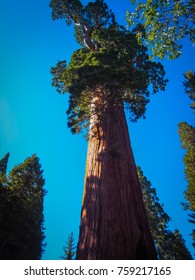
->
[50,0,167,259]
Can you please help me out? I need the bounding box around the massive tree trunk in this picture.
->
[76,86,157,260]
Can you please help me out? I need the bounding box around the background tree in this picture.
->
[127,0,195,253]
[127,0,195,59]
[60,232,76,260]
[178,71,195,250]
[137,166,170,258]
[50,0,167,259]
[0,153,10,257]
[0,154,46,260]
[137,166,193,259]
[183,70,195,111]
[0,153,10,177]
[164,229,193,259]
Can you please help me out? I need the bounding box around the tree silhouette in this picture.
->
[60,232,76,260]
[0,154,46,259]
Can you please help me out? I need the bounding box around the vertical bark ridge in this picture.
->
[76,86,156,259]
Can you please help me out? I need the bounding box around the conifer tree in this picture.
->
[137,166,170,258]
[165,230,192,260]
[0,153,10,257]
[0,154,46,260]
[137,166,193,259]
[0,153,9,191]
[183,70,195,112]
[50,0,168,259]
[178,71,195,250]
[60,232,76,260]
[0,153,9,176]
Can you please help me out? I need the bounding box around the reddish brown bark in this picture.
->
[76,86,157,259]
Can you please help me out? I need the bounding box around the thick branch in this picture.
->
[75,21,98,51]
[62,3,99,51]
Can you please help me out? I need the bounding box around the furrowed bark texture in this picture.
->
[76,86,156,260]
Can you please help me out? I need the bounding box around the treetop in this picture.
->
[50,0,168,134]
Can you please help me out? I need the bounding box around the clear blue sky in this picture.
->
[0,0,194,259]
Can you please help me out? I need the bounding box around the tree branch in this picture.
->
[62,2,99,51]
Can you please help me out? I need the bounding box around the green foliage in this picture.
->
[0,153,10,187]
[0,153,9,176]
[178,122,195,150]
[50,0,116,46]
[0,154,46,260]
[60,232,76,260]
[137,166,192,259]
[178,71,195,249]
[184,70,195,111]
[127,0,195,59]
[50,0,167,134]
[50,0,115,26]
[50,0,84,25]
[162,229,193,260]
[51,61,67,94]
[178,122,195,212]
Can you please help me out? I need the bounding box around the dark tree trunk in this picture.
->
[76,86,157,260]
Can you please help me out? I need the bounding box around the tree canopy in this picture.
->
[127,0,195,59]
[50,0,168,134]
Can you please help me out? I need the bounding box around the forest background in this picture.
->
[0,0,194,259]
